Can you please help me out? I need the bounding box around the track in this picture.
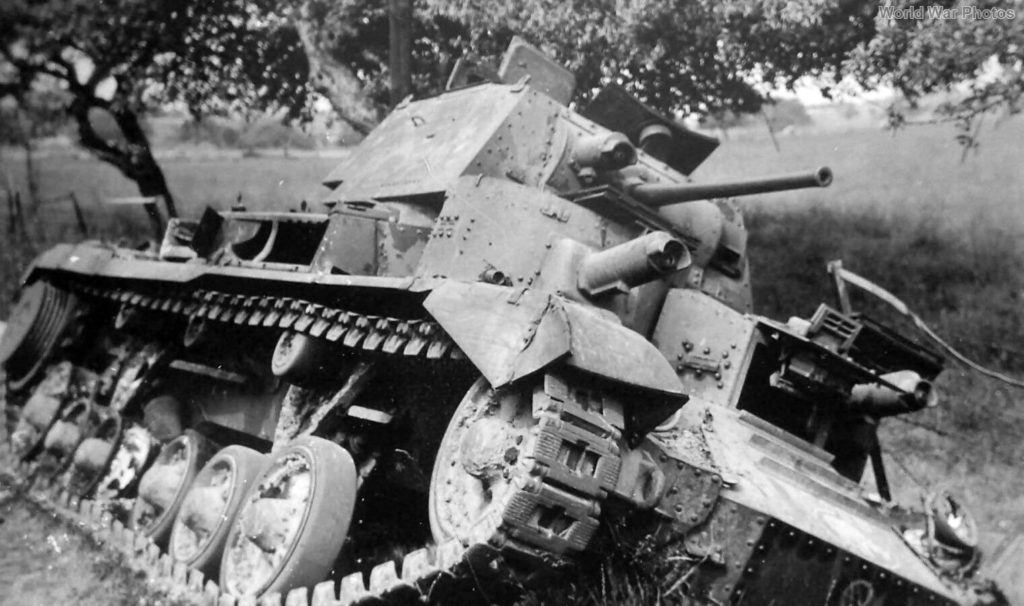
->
[1,276,642,605]
[0,401,622,606]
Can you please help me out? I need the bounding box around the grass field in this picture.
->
[1,116,1023,592]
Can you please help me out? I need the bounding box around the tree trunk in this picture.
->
[116,111,177,242]
[70,98,175,242]
[389,0,413,106]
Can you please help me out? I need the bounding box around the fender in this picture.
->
[423,280,686,398]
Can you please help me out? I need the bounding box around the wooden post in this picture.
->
[388,0,413,106]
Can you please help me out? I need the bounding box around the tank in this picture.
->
[0,37,1005,605]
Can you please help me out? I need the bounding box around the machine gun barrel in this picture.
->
[629,166,832,207]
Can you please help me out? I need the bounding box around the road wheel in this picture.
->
[9,362,74,459]
[130,430,214,546]
[220,436,356,598]
[90,423,158,501]
[170,445,268,579]
[64,414,122,497]
[270,332,332,385]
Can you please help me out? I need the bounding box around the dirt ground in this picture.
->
[0,480,157,606]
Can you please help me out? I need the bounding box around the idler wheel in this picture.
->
[271,332,332,385]
[429,378,534,546]
[220,436,356,598]
[130,430,214,546]
[170,445,268,579]
[1,282,79,393]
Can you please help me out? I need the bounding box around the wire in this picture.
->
[834,266,1024,390]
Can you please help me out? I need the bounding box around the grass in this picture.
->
[745,204,1024,554]
[1,115,1023,592]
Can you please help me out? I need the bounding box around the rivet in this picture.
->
[677,461,685,470]
[724,361,731,369]
[703,346,711,354]
[717,381,725,389]
[683,342,693,351]
[722,351,729,359]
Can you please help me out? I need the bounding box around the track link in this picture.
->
[64,278,462,361]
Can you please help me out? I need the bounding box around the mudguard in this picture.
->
[423,281,685,397]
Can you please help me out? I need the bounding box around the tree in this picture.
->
[0,0,310,235]
[303,0,1021,143]
[297,0,881,118]
[3,0,1019,227]
[844,0,1023,148]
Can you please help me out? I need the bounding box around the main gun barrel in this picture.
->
[629,166,832,207]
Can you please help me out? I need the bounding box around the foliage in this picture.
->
[308,0,880,118]
[843,0,1023,145]
[700,98,813,130]
[0,89,66,145]
[309,0,1021,139]
[176,116,317,150]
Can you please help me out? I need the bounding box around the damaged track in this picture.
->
[0,461,520,606]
